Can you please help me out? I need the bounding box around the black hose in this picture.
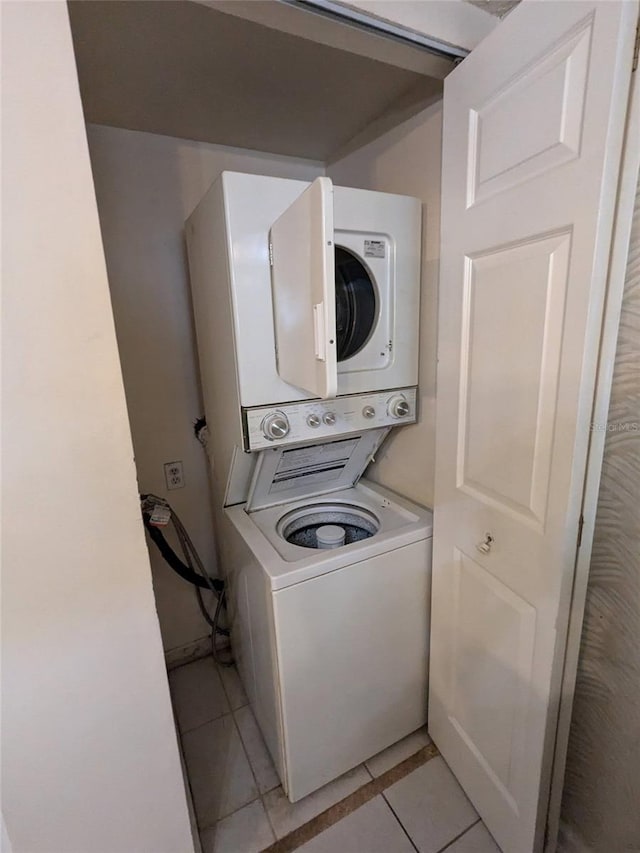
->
[140,493,234,667]
[195,584,229,636]
[142,514,224,593]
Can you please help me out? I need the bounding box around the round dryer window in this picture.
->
[335,247,377,361]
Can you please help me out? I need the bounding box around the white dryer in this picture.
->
[224,428,433,801]
[186,171,422,452]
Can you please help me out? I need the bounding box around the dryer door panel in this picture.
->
[270,177,337,399]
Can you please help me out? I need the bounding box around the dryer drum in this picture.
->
[334,247,377,361]
[278,502,379,550]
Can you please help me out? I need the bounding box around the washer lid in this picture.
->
[245,428,389,512]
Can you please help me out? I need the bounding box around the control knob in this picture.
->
[261,411,290,441]
[323,412,337,426]
[362,405,376,419]
[307,414,321,428]
[388,395,410,419]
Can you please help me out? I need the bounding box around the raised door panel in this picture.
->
[449,549,536,815]
[469,17,592,206]
[459,232,570,529]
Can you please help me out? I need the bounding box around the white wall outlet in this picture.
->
[164,460,185,490]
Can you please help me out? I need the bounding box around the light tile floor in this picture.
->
[296,796,415,853]
[263,764,371,840]
[170,656,502,853]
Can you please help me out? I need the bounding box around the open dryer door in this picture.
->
[270,176,337,399]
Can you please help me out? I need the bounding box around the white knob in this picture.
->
[388,395,410,419]
[362,405,376,419]
[323,412,336,426]
[261,412,290,441]
[307,414,321,428]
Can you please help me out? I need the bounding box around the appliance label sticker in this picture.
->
[364,239,386,258]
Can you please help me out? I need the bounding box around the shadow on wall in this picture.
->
[327,101,443,509]
[86,123,324,658]
[558,177,640,852]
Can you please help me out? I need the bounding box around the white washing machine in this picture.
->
[186,171,422,444]
[224,428,433,801]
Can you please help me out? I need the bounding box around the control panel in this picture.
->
[243,388,417,451]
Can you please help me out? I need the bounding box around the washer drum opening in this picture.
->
[278,502,380,550]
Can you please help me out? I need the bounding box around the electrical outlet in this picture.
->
[164,460,185,490]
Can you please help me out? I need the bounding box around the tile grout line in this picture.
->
[178,659,259,840]
[177,663,250,737]
[172,659,233,736]
[200,796,264,835]
[434,817,482,853]
[195,708,265,839]
[213,703,279,844]
[176,727,205,841]
[176,725,223,839]
[259,743,440,853]
[166,642,215,673]
[205,659,277,846]
[231,708,263,807]
[380,794,421,853]
[179,706,232,738]
[230,702,280,799]
[170,668,222,839]
[229,704,279,844]
[260,790,278,845]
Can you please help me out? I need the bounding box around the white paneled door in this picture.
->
[431,3,638,852]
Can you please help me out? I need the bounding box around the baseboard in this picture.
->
[165,633,231,671]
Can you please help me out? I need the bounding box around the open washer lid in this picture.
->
[245,428,389,512]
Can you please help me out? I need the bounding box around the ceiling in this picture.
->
[68,0,445,163]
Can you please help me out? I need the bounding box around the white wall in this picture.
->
[86,124,324,660]
[328,100,443,508]
[1,4,194,852]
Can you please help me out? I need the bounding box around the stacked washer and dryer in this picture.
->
[186,172,433,802]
